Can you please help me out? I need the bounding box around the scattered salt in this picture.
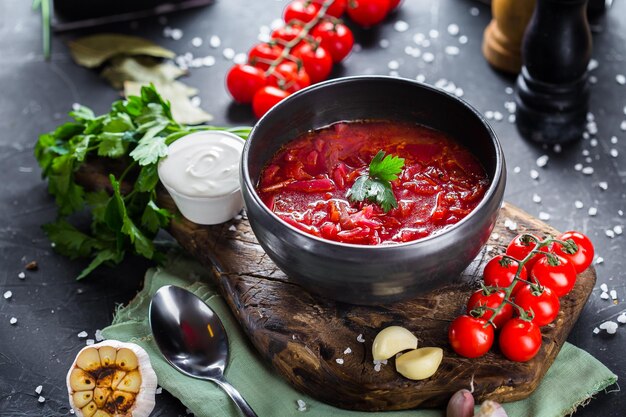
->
[606,230,615,239]
[539,212,551,221]
[416,74,426,83]
[598,181,608,190]
[458,35,468,44]
[394,20,409,32]
[38,396,45,403]
[599,320,618,334]
[617,313,626,324]
[588,207,598,216]
[156,387,163,394]
[530,169,539,180]
[616,74,626,85]
[86,339,95,346]
[191,37,203,47]
[336,358,344,365]
[504,101,516,113]
[536,155,549,167]
[582,166,594,175]
[611,136,618,144]
[505,87,514,95]
[493,111,503,121]
[470,7,480,16]
[422,52,435,63]
[297,399,307,411]
[70,409,75,415]
[209,35,221,48]
[513,166,521,174]
[190,96,202,108]
[388,60,400,70]
[574,163,583,171]
[590,138,598,147]
[35,385,43,394]
[222,48,235,60]
[447,24,460,36]
[170,28,183,40]
[601,283,609,292]
[228,225,237,232]
[485,110,494,120]
[614,225,623,235]
[621,120,626,131]
[532,193,542,203]
[429,29,439,38]
[610,290,618,300]
[588,59,599,71]
[379,39,390,48]
[95,329,104,342]
[593,327,600,334]
[233,53,247,65]
[575,201,584,209]
[374,362,382,372]
[492,233,500,241]
[601,292,610,300]
[77,331,88,338]
[504,219,517,231]
[4,290,12,299]
[270,18,283,30]
[344,347,352,355]
[553,144,562,153]
[445,46,460,56]
[596,257,604,264]
[610,148,619,157]
[356,334,365,343]
[202,56,216,67]
[18,272,25,279]
[9,317,17,325]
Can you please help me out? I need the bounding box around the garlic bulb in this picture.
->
[67,340,157,417]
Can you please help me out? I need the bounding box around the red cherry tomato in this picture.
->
[388,0,402,10]
[347,0,390,27]
[292,42,333,83]
[514,284,560,327]
[284,0,321,23]
[248,43,284,70]
[225,64,267,104]
[320,0,348,17]
[530,254,577,297]
[448,315,494,358]
[267,61,311,93]
[311,20,354,62]
[467,289,513,329]
[252,86,290,119]
[552,231,594,273]
[271,23,305,43]
[506,233,548,270]
[483,255,528,295]
[499,318,542,362]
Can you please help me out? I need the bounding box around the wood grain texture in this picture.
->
[77,164,596,411]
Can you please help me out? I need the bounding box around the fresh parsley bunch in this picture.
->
[35,84,250,279]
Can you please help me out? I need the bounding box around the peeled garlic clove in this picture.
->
[395,347,443,380]
[372,326,418,361]
[76,348,102,372]
[67,340,157,417]
[475,400,509,417]
[446,389,475,417]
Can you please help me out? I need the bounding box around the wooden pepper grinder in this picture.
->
[515,0,592,144]
[482,0,537,74]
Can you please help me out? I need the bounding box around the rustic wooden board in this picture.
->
[77,164,595,411]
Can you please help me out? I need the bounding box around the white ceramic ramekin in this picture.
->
[158,131,245,225]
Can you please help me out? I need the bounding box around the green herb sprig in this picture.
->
[35,84,251,279]
[347,150,405,213]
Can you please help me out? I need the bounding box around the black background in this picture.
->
[0,0,624,416]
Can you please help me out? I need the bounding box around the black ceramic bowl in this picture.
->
[241,76,506,305]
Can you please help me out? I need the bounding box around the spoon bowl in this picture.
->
[149,285,258,417]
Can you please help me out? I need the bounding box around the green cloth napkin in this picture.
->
[102,255,617,417]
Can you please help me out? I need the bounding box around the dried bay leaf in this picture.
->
[68,34,175,68]
[124,81,213,125]
[102,56,187,89]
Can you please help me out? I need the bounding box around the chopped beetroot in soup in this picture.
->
[257,120,490,245]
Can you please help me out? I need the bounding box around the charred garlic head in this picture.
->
[67,340,157,417]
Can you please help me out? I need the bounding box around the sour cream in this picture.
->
[158,131,245,225]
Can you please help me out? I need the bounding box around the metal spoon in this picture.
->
[149,285,258,417]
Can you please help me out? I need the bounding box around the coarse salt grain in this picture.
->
[86,339,95,346]
[10,317,17,325]
[588,207,598,216]
[170,28,183,40]
[513,166,521,174]
[532,194,542,203]
[493,111,503,121]
[504,219,517,231]
[616,74,626,85]
[611,136,618,144]
[394,20,409,32]
[233,53,247,65]
[35,385,43,394]
[574,163,583,171]
[344,347,352,355]
[582,166,594,175]
[590,138,598,147]
[336,358,344,365]
[600,321,618,334]
[536,155,549,167]
[356,334,365,343]
[606,230,615,238]
[539,212,551,221]
[77,331,88,338]
[610,149,619,157]
[222,48,235,60]
[601,283,609,292]
[379,38,390,48]
[429,29,439,38]
[445,46,460,56]
[38,396,45,403]
[388,60,400,70]
[554,144,562,153]
[621,120,626,131]
[191,37,203,47]
[470,7,479,16]
[530,169,539,180]
[617,313,626,324]
[596,257,604,264]
[575,201,584,209]
[297,399,307,411]
[447,24,460,36]
[423,52,435,63]
[4,291,12,299]
[18,272,25,279]
[614,225,623,235]
[593,327,600,334]
[598,182,608,190]
[610,290,618,300]
[95,329,104,342]
[156,387,163,394]
[458,35,468,44]
[601,292,610,300]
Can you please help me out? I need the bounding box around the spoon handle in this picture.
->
[214,378,259,417]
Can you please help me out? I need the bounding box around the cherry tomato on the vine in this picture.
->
[284,0,321,23]
[252,86,290,118]
[248,43,284,70]
[499,318,542,362]
[226,64,267,104]
[552,231,594,273]
[506,233,548,270]
[311,20,354,62]
[321,0,348,17]
[347,0,390,27]
[267,61,311,93]
[466,289,513,329]
[271,23,305,43]
[448,315,494,358]
[514,284,560,327]
[531,254,577,297]
[292,42,333,83]
[483,255,528,295]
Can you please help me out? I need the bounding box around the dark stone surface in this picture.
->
[0,0,623,415]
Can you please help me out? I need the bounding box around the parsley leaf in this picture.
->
[347,150,404,213]
[34,84,252,279]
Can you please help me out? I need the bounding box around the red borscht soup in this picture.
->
[257,120,489,245]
